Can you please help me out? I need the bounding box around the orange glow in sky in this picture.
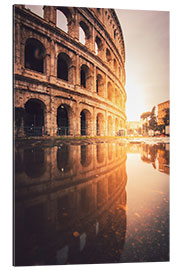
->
[116,9,169,121]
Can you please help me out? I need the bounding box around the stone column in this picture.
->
[49,39,56,80]
[43,6,56,25]
[75,103,81,136]
[92,108,97,136]
[75,54,80,87]
[93,66,97,94]
[47,96,57,136]
[105,111,108,136]
[91,26,95,53]
[112,115,116,136]
[71,11,79,41]
[14,21,21,70]
[104,75,108,99]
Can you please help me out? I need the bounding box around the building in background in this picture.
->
[157,100,170,135]
[157,100,169,125]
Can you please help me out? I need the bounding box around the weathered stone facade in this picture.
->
[157,100,169,126]
[14,5,127,137]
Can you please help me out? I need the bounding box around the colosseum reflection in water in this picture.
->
[15,143,127,265]
[14,5,126,137]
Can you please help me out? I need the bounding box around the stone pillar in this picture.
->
[14,21,21,69]
[49,39,56,79]
[45,52,51,78]
[71,11,79,41]
[93,66,97,93]
[92,108,96,136]
[104,75,108,99]
[105,111,108,136]
[91,26,95,53]
[75,54,80,87]
[43,6,56,25]
[69,64,76,85]
[112,115,116,136]
[75,104,81,136]
[47,97,57,136]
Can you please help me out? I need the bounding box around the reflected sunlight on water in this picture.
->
[14,141,169,266]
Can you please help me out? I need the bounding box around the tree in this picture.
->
[149,106,157,131]
[163,108,170,126]
[140,111,151,135]
[140,111,151,121]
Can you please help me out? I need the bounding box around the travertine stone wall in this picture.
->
[14,5,127,137]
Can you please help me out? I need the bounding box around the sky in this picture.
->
[116,9,169,121]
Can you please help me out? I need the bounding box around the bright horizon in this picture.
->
[116,9,169,121]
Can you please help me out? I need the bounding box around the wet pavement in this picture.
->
[14,140,169,266]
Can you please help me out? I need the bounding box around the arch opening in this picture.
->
[96,74,104,97]
[106,48,112,63]
[108,115,113,136]
[24,99,45,136]
[80,110,86,135]
[96,113,104,136]
[57,104,69,135]
[80,109,91,136]
[57,53,71,81]
[95,36,103,55]
[81,69,86,88]
[56,9,68,33]
[79,21,90,46]
[25,38,45,73]
[80,65,91,89]
[107,82,114,102]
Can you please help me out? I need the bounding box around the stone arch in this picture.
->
[24,98,46,136]
[56,9,68,33]
[57,52,72,82]
[95,36,103,56]
[25,38,45,73]
[113,58,117,73]
[57,103,73,136]
[96,113,105,136]
[79,21,90,46]
[106,48,112,63]
[107,81,114,102]
[80,64,91,90]
[96,73,105,97]
[56,7,73,33]
[80,109,91,136]
[108,115,113,136]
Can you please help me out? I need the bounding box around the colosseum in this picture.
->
[14,5,126,137]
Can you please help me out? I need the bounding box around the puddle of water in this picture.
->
[14,142,169,266]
